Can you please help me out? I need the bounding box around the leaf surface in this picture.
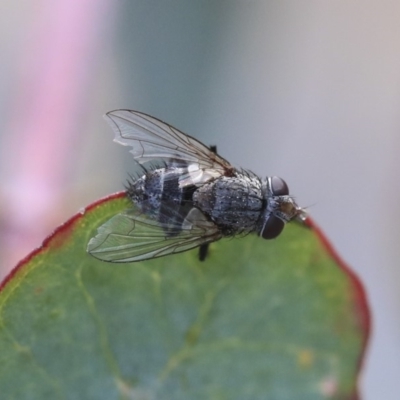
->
[0,193,369,400]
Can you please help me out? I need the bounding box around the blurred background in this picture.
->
[0,1,399,398]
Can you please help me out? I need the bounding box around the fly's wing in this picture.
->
[87,207,222,263]
[104,110,233,175]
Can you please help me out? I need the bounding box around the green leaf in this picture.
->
[0,193,369,400]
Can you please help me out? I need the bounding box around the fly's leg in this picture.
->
[198,244,209,261]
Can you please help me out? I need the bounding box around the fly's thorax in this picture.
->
[258,176,303,239]
[193,173,264,234]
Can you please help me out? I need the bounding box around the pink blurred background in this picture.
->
[0,1,399,399]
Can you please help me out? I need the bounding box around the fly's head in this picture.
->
[259,176,306,239]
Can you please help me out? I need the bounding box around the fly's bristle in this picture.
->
[124,179,136,199]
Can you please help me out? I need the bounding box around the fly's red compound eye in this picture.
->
[260,215,285,239]
[270,176,289,196]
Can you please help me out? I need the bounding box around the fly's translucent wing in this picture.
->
[104,110,233,175]
[87,207,222,263]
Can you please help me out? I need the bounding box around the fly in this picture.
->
[87,110,306,262]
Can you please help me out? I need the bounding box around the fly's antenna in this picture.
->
[295,203,315,223]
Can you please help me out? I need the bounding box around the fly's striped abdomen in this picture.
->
[127,166,199,235]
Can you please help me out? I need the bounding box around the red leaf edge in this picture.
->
[0,191,126,292]
[304,217,370,400]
